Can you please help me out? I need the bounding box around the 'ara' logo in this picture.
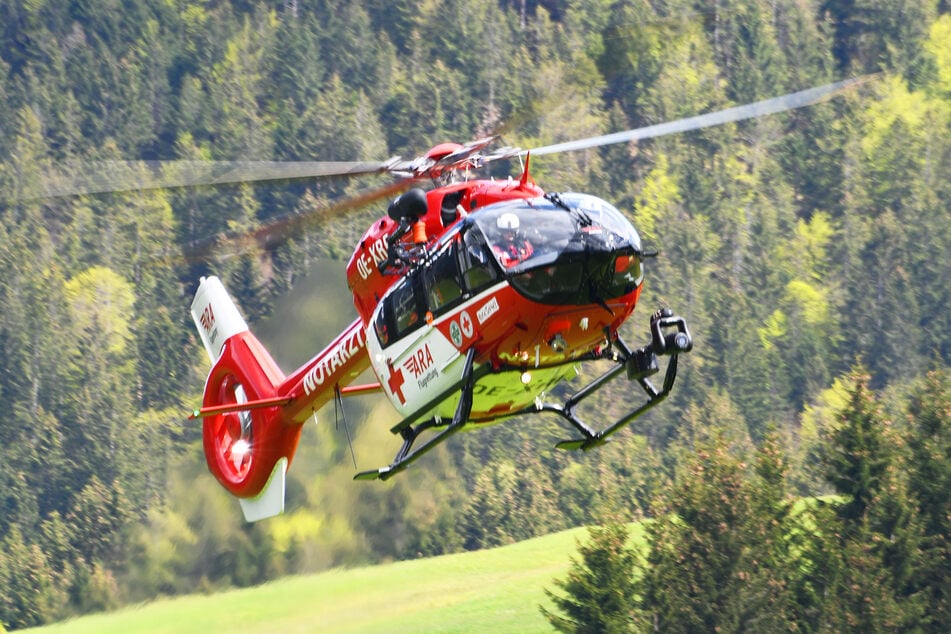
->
[402,343,434,378]
[199,304,215,332]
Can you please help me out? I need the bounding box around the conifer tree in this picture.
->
[905,367,951,630]
[823,369,892,523]
[630,416,816,631]
[542,521,638,633]
[0,526,58,629]
[817,368,927,630]
[634,432,754,633]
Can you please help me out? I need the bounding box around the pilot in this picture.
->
[493,212,533,267]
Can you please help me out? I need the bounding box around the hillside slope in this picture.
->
[29,525,620,634]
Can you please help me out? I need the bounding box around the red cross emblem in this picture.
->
[387,366,407,405]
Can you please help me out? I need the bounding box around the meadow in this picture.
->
[28,524,644,633]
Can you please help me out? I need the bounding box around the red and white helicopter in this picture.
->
[192,170,688,521]
[174,78,870,521]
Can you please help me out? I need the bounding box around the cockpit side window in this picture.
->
[373,306,390,347]
[460,229,500,292]
[376,274,424,348]
[609,254,643,297]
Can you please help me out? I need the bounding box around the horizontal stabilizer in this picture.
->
[188,396,293,419]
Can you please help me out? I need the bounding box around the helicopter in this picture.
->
[174,77,873,522]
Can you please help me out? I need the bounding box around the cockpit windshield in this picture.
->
[473,193,644,305]
[476,194,639,270]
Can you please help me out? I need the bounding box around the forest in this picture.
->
[0,0,948,631]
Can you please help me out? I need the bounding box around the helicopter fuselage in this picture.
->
[187,76,860,514]
[278,182,647,429]
[191,179,649,508]
[359,187,644,426]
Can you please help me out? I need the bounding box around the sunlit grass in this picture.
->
[30,524,647,634]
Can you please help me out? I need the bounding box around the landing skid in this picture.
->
[532,308,692,450]
[353,308,690,480]
[354,346,477,481]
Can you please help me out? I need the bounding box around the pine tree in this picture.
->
[823,369,892,523]
[630,417,817,631]
[541,521,638,633]
[0,527,58,629]
[735,432,814,631]
[634,432,755,633]
[905,367,951,630]
[817,368,927,630]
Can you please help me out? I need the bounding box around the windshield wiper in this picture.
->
[546,192,594,229]
[545,191,571,211]
[588,279,615,316]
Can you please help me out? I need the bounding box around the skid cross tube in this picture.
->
[530,309,691,451]
[355,346,477,481]
[552,355,680,451]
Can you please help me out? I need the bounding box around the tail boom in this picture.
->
[278,317,371,423]
[190,276,374,520]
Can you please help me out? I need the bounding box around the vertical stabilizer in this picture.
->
[191,276,249,362]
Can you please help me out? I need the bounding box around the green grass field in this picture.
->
[29,524,641,634]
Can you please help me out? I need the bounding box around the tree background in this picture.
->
[0,0,948,630]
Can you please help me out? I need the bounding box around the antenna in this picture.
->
[334,385,358,469]
[519,153,532,189]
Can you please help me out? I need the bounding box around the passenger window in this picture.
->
[425,244,463,313]
[374,307,390,347]
[392,281,421,335]
[376,275,423,348]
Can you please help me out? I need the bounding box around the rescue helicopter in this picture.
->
[181,78,867,521]
[41,77,868,522]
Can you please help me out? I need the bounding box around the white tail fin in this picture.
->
[190,276,297,522]
[190,276,249,363]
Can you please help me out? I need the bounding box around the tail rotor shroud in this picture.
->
[191,277,302,520]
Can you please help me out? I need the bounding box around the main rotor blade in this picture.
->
[180,178,411,262]
[31,159,396,200]
[526,76,874,156]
